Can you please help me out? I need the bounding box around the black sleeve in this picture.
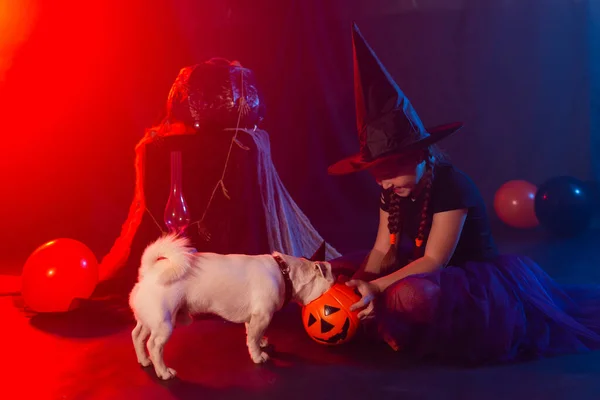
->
[431,166,480,214]
[380,187,392,212]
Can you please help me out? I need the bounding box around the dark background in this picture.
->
[1,0,598,269]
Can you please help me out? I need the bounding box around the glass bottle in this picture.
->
[164,150,191,235]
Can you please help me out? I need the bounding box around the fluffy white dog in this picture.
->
[129,234,335,380]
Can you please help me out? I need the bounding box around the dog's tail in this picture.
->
[140,233,195,285]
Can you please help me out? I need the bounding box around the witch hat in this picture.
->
[328,23,463,175]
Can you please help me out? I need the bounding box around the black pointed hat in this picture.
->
[328,23,462,175]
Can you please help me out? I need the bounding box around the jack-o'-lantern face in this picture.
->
[301,283,361,345]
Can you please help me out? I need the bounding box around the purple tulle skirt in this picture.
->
[331,252,600,365]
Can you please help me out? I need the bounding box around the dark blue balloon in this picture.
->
[534,176,594,237]
[584,180,600,215]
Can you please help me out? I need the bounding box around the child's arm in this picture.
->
[353,208,391,280]
[372,208,467,291]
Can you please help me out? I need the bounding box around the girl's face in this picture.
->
[370,153,426,198]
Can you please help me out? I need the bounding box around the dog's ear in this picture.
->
[308,242,326,262]
[313,262,328,278]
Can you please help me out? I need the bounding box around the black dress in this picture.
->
[379,162,498,266]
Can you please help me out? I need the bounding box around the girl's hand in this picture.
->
[345,280,381,320]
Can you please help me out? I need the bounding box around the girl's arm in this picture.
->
[371,208,468,291]
[353,208,391,279]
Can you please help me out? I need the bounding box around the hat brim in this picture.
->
[327,122,463,176]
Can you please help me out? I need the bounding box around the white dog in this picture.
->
[128,234,335,380]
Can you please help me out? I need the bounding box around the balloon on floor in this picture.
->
[534,176,595,237]
[493,180,539,229]
[21,238,98,313]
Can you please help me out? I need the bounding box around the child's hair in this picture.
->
[380,144,446,271]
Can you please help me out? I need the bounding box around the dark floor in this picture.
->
[2,222,600,400]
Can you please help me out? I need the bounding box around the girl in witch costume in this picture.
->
[329,24,600,365]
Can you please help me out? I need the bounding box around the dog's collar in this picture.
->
[272,254,293,307]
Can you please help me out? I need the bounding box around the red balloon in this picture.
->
[493,180,539,229]
[21,238,99,313]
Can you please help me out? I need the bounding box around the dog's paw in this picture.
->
[157,367,177,380]
[138,357,152,367]
[251,351,270,364]
[259,336,269,348]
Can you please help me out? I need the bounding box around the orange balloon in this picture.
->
[494,180,539,229]
[21,238,99,313]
